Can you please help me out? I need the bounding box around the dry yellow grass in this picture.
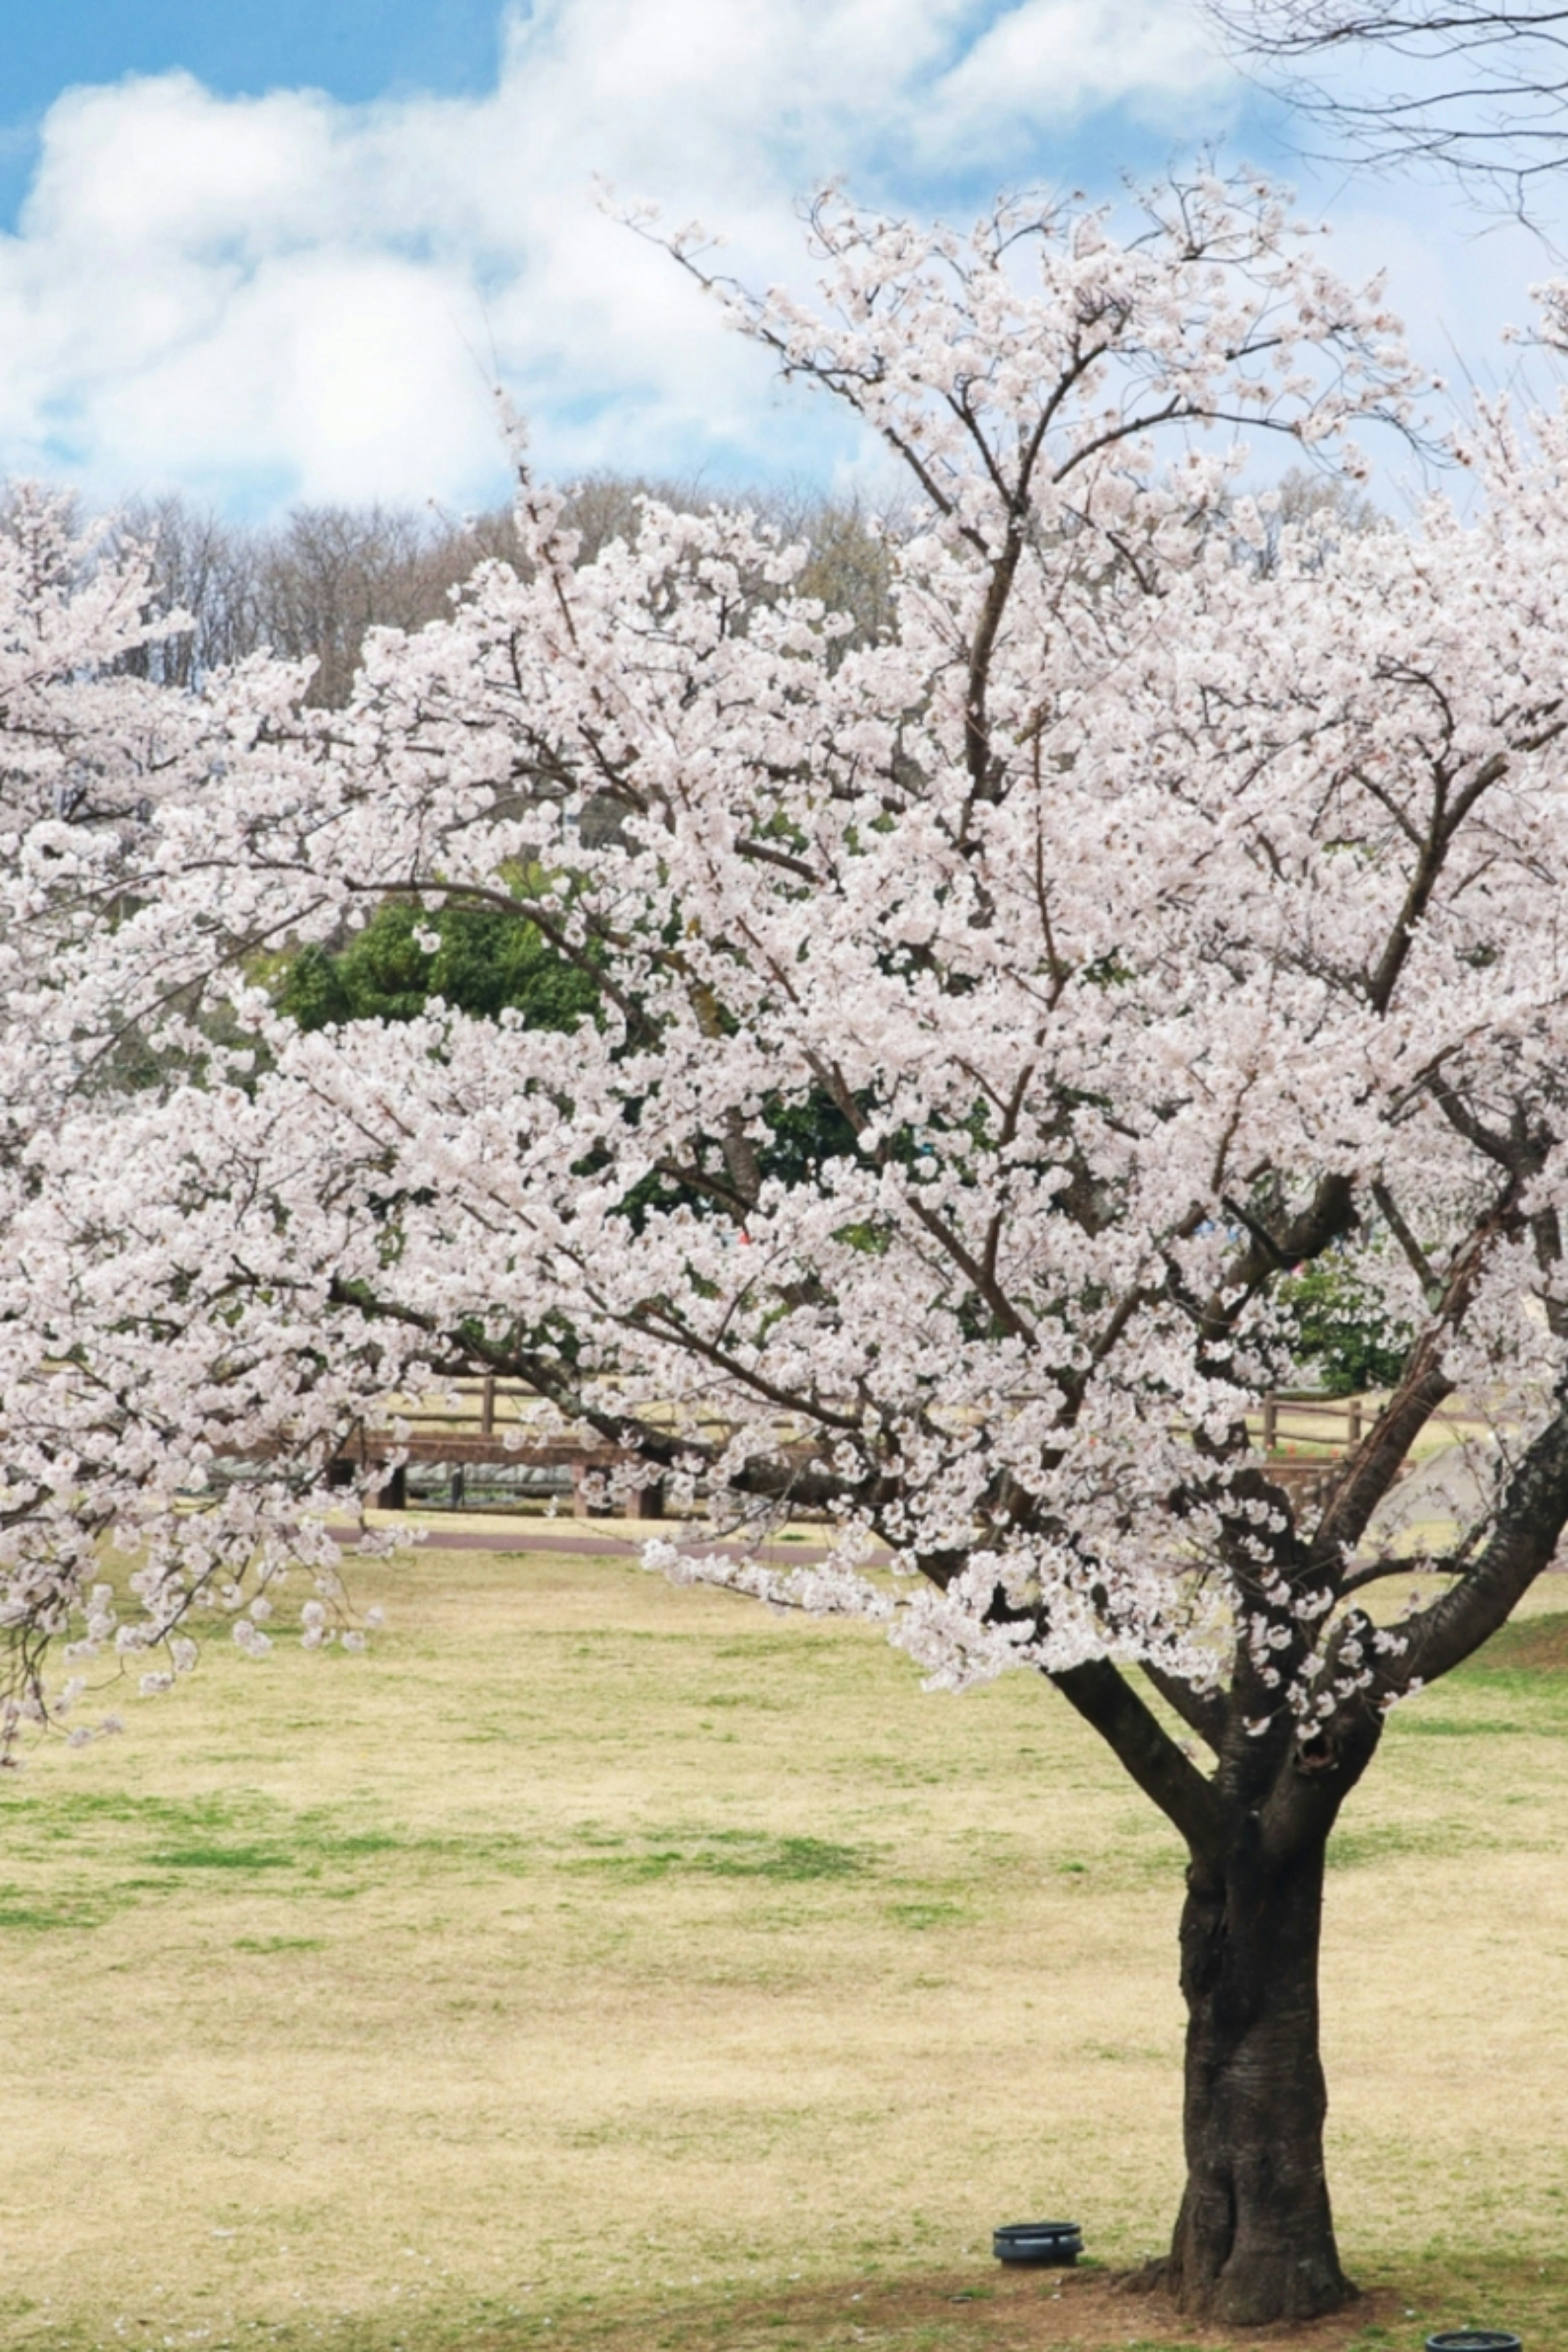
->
[1,1544,1565,2352]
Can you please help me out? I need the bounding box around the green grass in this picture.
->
[0,1554,1565,2352]
[568,1828,868,1882]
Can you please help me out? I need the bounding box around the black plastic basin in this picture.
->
[992,2221,1082,2267]
[1425,2332,1522,2351]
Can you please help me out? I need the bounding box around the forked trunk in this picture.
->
[1167,1829,1353,2325]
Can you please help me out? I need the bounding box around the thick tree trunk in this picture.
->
[1167,1829,1353,2325]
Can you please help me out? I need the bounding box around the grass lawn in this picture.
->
[1,1539,1565,2352]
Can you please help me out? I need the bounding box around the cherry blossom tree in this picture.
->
[9,173,1568,2323]
[0,494,359,1745]
[0,487,202,1724]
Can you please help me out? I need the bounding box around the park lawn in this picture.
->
[0,1542,1564,2352]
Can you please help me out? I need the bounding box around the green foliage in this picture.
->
[277,900,598,1033]
[1277,1252,1413,1395]
[755,1089,862,1188]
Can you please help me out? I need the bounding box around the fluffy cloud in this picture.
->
[0,0,1548,514]
[0,0,1233,512]
[926,0,1225,142]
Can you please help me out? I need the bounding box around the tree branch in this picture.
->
[1372,1178,1441,1299]
[1398,1395,1568,1686]
[1050,1657,1223,1858]
[1142,1659,1231,1755]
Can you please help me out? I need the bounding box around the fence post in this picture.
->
[378,1462,407,1510]
[1262,1396,1278,1453]
[481,1375,495,1436]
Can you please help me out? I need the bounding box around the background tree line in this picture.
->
[110,476,902,704]
[105,465,1371,707]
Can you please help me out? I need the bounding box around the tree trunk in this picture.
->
[1167,1829,1354,2325]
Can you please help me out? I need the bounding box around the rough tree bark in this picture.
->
[1049,1645,1361,2321]
[1170,1832,1348,2323]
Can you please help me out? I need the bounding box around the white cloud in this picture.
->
[924,0,1229,148]
[0,0,1550,514]
[0,0,1232,512]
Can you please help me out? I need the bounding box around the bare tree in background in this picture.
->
[119,498,485,702]
[116,479,899,704]
[1215,0,1568,218]
[115,495,266,687]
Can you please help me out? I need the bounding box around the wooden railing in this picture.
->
[332,1383,1470,1518]
[1253,1391,1480,1456]
[334,1380,662,1516]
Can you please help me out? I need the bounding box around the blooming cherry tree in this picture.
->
[0,495,357,1743]
[9,176,1568,2325]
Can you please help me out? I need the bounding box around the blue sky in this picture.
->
[0,1,1555,517]
[0,4,507,220]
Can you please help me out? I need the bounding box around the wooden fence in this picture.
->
[332,1382,1468,1519]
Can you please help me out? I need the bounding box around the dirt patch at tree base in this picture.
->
[785,2265,1405,2347]
[491,2265,1414,2351]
